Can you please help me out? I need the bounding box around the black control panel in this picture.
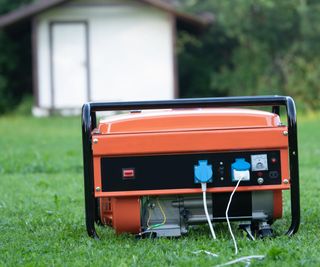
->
[101,150,282,192]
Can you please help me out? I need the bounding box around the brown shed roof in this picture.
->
[0,0,211,30]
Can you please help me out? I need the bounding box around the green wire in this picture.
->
[147,198,167,230]
[148,223,164,230]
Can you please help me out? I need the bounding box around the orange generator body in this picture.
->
[81,96,300,239]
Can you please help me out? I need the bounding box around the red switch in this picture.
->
[122,168,135,179]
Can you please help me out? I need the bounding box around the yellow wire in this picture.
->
[147,205,152,228]
[156,198,167,225]
[146,198,167,229]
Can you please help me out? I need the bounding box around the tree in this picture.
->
[178,0,320,110]
[0,0,33,113]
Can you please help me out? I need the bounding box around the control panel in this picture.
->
[101,150,282,192]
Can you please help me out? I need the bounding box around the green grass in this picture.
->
[0,113,320,266]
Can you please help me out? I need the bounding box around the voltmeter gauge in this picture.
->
[251,154,268,171]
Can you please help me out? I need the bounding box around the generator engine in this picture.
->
[81,96,300,239]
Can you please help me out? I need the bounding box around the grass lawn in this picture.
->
[0,113,319,266]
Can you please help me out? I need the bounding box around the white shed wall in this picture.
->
[35,0,175,110]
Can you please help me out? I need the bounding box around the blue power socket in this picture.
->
[194,160,213,183]
[231,158,251,182]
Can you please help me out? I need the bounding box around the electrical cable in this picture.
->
[146,198,167,230]
[156,198,167,225]
[192,174,266,266]
[192,250,218,257]
[225,177,243,255]
[146,204,152,228]
[201,183,217,240]
[215,255,265,267]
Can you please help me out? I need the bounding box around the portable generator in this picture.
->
[81,96,300,239]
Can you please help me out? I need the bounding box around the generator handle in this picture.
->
[81,95,299,238]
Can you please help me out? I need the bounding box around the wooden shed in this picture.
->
[0,0,208,115]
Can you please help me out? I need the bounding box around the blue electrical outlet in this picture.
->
[194,160,213,183]
[231,158,251,182]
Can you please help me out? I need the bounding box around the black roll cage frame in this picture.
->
[81,95,300,239]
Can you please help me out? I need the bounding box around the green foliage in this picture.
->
[0,114,320,266]
[0,0,33,114]
[179,0,320,110]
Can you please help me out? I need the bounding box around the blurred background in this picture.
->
[0,0,319,115]
[1,2,320,265]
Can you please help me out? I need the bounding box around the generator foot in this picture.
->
[257,222,273,238]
